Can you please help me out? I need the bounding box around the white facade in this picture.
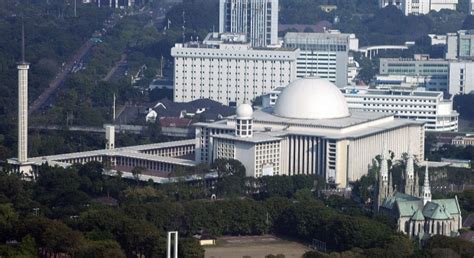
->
[448,61,474,95]
[17,62,29,163]
[283,31,359,88]
[219,0,279,47]
[196,78,425,187]
[379,0,457,15]
[470,0,474,14]
[263,86,458,132]
[378,56,449,92]
[342,88,459,132]
[430,0,458,11]
[446,30,474,60]
[171,33,298,106]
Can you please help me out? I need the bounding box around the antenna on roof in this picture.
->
[182,10,186,44]
[21,19,25,63]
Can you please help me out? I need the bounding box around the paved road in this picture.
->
[28,41,93,115]
[103,53,127,82]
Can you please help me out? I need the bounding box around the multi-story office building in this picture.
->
[446,30,474,60]
[262,86,458,132]
[378,55,449,92]
[379,0,457,15]
[283,31,359,88]
[219,0,278,47]
[448,61,474,95]
[342,88,459,132]
[171,33,298,106]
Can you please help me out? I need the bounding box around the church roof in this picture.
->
[396,200,424,217]
[382,192,421,210]
[411,209,425,221]
[423,199,461,220]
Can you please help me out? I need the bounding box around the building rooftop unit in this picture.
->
[342,88,444,98]
[177,32,297,52]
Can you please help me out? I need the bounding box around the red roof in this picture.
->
[159,117,192,128]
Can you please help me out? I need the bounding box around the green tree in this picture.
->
[179,238,205,258]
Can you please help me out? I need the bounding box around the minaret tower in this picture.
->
[422,162,432,205]
[18,24,29,164]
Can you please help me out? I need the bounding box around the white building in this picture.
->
[219,0,279,47]
[379,0,457,15]
[342,88,459,132]
[283,31,359,88]
[378,55,449,92]
[196,78,425,187]
[446,30,474,60]
[262,86,458,132]
[171,33,298,106]
[470,0,474,15]
[448,61,474,95]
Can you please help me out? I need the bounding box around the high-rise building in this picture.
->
[283,31,359,88]
[219,0,278,47]
[379,0,457,15]
[448,61,474,95]
[378,55,449,92]
[446,30,474,60]
[171,33,298,106]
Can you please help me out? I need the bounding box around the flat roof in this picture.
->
[342,89,442,98]
[195,109,423,140]
[251,108,392,129]
[214,132,282,143]
[27,139,198,167]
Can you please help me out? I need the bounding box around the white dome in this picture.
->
[273,78,350,120]
[236,103,253,119]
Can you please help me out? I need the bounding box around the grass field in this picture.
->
[204,235,311,258]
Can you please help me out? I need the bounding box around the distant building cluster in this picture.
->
[374,52,474,97]
[378,0,458,15]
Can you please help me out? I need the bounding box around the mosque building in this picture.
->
[10,75,425,188]
[195,77,425,187]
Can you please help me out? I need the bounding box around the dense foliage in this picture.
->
[0,161,423,257]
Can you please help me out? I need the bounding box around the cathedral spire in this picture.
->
[380,144,389,182]
[422,162,432,205]
[406,146,414,180]
[404,147,417,196]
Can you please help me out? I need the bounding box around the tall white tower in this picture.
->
[422,162,432,205]
[17,25,29,164]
